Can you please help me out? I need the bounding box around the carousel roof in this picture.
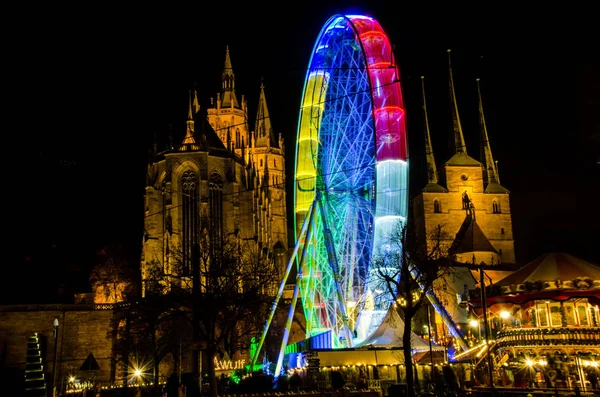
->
[481,252,600,306]
[495,252,600,287]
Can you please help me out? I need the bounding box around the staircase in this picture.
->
[24,333,47,397]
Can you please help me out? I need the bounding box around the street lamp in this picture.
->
[500,310,510,329]
[469,319,481,342]
[53,318,59,397]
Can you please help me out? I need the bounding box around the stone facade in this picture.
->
[141,47,288,297]
[0,304,118,395]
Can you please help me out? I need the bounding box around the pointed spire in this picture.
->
[421,76,438,185]
[193,90,200,114]
[477,78,500,185]
[179,91,199,151]
[254,78,276,148]
[221,46,239,108]
[187,90,194,120]
[448,49,467,154]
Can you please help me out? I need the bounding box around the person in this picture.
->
[574,384,581,397]
[331,371,345,390]
[289,371,302,391]
[588,369,598,390]
[357,369,367,389]
[464,365,472,390]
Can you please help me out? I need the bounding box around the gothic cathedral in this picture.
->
[140,47,288,297]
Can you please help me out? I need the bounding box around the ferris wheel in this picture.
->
[293,14,409,349]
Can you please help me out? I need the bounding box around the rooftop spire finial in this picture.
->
[448,49,468,155]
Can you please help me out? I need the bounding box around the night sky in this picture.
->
[6,3,598,304]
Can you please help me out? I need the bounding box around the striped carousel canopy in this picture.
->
[495,252,600,287]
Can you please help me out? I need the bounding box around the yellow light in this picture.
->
[500,311,510,319]
[469,319,479,327]
[69,377,76,383]
[526,359,533,366]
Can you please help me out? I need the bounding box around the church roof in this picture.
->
[485,182,510,194]
[422,183,448,193]
[445,152,482,167]
[495,252,600,287]
[450,214,497,255]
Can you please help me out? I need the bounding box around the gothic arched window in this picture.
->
[433,199,441,213]
[181,169,198,276]
[209,172,224,266]
[492,200,501,213]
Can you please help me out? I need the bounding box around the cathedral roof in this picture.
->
[450,213,497,255]
[191,108,226,151]
[445,152,482,167]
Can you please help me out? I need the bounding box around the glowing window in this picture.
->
[564,304,576,325]
[550,304,562,327]
[536,304,549,327]
[577,305,589,325]
[492,200,501,213]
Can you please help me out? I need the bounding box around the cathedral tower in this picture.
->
[140,47,288,297]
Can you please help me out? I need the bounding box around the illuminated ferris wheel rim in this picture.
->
[294,13,408,209]
[293,13,409,347]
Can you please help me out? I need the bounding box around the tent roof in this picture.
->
[495,252,600,287]
[357,308,444,352]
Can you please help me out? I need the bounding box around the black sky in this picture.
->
[6,2,599,304]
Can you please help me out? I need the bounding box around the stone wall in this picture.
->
[0,304,117,394]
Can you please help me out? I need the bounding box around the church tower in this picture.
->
[411,51,516,331]
[140,47,288,297]
[412,50,515,267]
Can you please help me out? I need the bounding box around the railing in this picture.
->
[495,326,600,347]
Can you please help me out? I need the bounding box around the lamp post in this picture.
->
[53,318,59,397]
[426,304,436,392]
[479,264,496,396]
[469,319,481,343]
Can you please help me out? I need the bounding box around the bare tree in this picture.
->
[370,220,455,397]
[90,242,136,303]
[140,211,283,397]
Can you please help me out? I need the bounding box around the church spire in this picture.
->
[477,78,500,185]
[221,46,239,109]
[448,49,467,154]
[193,89,200,114]
[421,76,438,184]
[254,79,276,148]
[179,90,199,151]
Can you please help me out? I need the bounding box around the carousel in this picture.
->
[459,252,600,393]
